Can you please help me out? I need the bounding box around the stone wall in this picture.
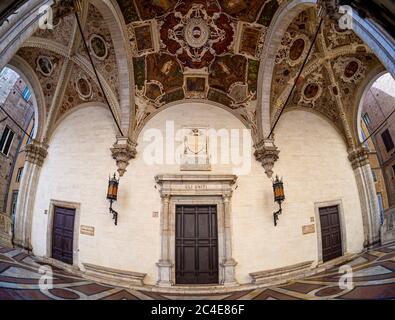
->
[30,104,364,285]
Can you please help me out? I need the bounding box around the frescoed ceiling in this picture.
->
[118,0,282,133]
[270,8,381,145]
[8,0,385,146]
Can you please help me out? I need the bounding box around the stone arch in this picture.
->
[134,100,253,142]
[0,0,52,70]
[7,55,47,141]
[257,0,318,139]
[343,7,395,78]
[89,0,135,136]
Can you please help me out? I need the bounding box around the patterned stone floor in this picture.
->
[0,242,394,300]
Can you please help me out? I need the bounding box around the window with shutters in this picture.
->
[0,126,14,156]
[381,129,394,152]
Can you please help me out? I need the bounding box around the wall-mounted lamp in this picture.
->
[107,173,119,225]
[272,175,285,226]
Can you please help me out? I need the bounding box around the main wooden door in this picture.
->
[319,205,342,262]
[52,206,75,265]
[175,205,219,284]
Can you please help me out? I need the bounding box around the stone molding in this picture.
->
[254,138,280,178]
[83,263,147,287]
[110,136,137,176]
[155,174,238,287]
[25,140,48,167]
[250,260,314,285]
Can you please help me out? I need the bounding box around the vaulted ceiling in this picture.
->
[10,0,384,146]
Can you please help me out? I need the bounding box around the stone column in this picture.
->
[156,194,173,287]
[221,194,238,286]
[348,145,381,247]
[13,140,48,251]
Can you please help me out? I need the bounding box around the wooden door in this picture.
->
[319,205,342,262]
[175,205,218,284]
[52,206,75,265]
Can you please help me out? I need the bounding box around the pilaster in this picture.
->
[14,140,48,251]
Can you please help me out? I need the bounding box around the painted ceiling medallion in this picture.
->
[75,75,92,100]
[36,55,56,76]
[160,2,234,68]
[333,57,366,84]
[89,34,108,60]
[299,69,324,105]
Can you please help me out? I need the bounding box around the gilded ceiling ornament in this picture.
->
[160,3,234,68]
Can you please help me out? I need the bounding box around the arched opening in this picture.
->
[0,65,37,246]
[358,72,395,222]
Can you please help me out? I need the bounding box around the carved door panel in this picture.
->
[52,206,75,265]
[319,205,342,262]
[175,205,218,284]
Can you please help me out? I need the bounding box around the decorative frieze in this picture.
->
[110,137,137,177]
[254,138,280,178]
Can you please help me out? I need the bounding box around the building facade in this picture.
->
[361,86,395,209]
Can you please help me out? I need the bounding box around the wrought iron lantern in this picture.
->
[107,173,119,225]
[272,175,285,226]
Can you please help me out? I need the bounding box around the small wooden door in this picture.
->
[52,206,75,265]
[319,205,342,262]
[175,205,219,284]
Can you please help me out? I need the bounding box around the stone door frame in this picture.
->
[155,174,238,287]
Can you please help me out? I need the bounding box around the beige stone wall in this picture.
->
[31,104,365,285]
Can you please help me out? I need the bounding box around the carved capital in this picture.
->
[110,137,137,177]
[254,138,280,178]
[348,144,369,169]
[25,140,48,167]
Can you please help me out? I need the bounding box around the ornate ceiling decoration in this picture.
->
[270,9,381,144]
[8,0,385,149]
[118,0,282,134]
[160,2,234,68]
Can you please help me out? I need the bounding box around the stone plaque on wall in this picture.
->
[80,225,95,236]
[302,224,315,235]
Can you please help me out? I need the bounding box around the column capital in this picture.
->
[348,144,369,169]
[110,136,137,177]
[25,140,48,167]
[254,138,280,178]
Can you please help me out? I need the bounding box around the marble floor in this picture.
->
[0,243,394,300]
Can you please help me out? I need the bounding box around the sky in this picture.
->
[373,73,395,97]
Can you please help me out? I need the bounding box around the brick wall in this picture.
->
[362,87,395,207]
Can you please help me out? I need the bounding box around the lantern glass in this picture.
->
[273,176,285,203]
[107,174,119,201]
